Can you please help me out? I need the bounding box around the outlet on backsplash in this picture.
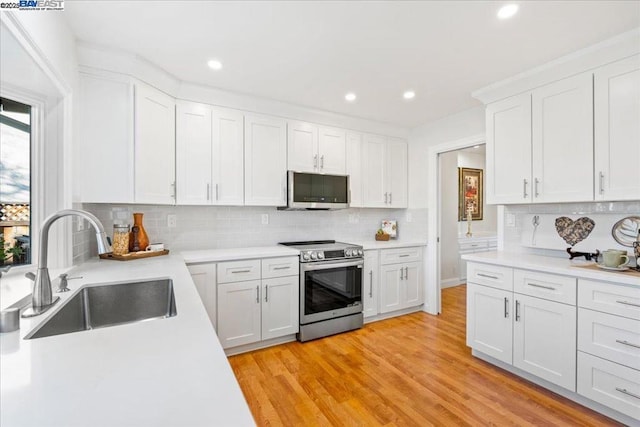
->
[167,214,177,228]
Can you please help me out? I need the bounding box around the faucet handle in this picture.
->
[25,272,36,281]
[56,273,83,293]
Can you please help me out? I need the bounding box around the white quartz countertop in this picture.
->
[0,256,254,427]
[462,251,640,287]
[181,246,299,264]
[352,240,427,250]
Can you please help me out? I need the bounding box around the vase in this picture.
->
[130,212,149,251]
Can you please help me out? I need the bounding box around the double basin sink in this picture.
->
[26,278,177,340]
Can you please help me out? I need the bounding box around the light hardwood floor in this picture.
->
[228,285,621,426]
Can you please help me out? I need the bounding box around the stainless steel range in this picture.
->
[279,240,364,342]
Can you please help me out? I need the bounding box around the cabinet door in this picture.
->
[363,250,379,318]
[287,121,318,173]
[318,127,346,174]
[532,73,593,203]
[380,265,403,313]
[134,82,176,204]
[466,283,513,364]
[176,101,212,205]
[187,263,217,330]
[346,132,363,207]
[486,93,532,204]
[513,294,576,391]
[217,280,262,349]
[244,114,287,206]
[212,107,244,205]
[404,262,423,307]
[79,72,134,203]
[262,276,299,340]
[594,54,640,201]
[386,138,408,208]
[362,134,387,207]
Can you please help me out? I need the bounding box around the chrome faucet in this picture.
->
[21,209,112,318]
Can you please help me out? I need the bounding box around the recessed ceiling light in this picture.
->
[207,59,223,70]
[497,4,519,19]
[345,93,356,102]
[403,91,416,100]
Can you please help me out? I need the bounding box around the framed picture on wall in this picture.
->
[458,167,483,221]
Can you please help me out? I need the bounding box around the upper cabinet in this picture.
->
[486,73,593,204]
[134,82,176,205]
[287,121,346,174]
[594,54,640,201]
[362,135,408,208]
[346,131,363,207]
[176,101,244,205]
[245,113,288,206]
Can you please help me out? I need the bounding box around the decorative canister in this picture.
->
[130,212,149,251]
[112,224,130,255]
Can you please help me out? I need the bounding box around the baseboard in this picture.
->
[441,277,464,288]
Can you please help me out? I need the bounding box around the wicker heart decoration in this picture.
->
[555,216,595,246]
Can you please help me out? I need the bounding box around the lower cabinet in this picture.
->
[261,276,299,340]
[379,262,423,313]
[187,263,217,330]
[363,250,379,318]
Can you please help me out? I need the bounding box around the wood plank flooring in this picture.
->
[228,285,621,426]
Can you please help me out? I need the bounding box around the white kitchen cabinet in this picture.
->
[187,263,217,330]
[287,121,346,174]
[379,246,423,313]
[513,293,577,391]
[458,236,497,282]
[261,275,299,340]
[467,283,513,364]
[134,82,176,204]
[362,135,408,208]
[486,73,593,204]
[380,264,403,313]
[345,131,363,207]
[363,250,379,318]
[486,93,532,204]
[176,102,244,206]
[594,54,640,201]
[78,71,134,203]
[217,280,262,348]
[532,73,593,203]
[244,114,287,206]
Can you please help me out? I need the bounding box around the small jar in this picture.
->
[112,224,130,255]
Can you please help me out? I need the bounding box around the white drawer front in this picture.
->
[380,247,422,265]
[578,308,640,370]
[577,351,640,420]
[578,279,640,320]
[459,240,488,252]
[262,256,299,279]
[514,269,576,305]
[217,259,261,283]
[467,263,513,291]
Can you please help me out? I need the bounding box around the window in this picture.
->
[0,97,32,266]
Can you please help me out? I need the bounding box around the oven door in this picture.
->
[300,258,363,325]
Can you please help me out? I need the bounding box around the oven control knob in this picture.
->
[345,249,352,257]
[302,253,310,261]
[317,252,325,259]
[310,252,318,260]
[357,249,363,256]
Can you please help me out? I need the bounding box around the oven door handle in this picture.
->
[300,259,364,272]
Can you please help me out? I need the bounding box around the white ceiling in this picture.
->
[63,1,640,128]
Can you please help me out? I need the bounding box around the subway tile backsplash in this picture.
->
[73,205,428,262]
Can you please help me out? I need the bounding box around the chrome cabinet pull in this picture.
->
[599,172,604,195]
[206,183,210,201]
[313,154,318,169]
[232,269,251,274]
[404,266,408,279]
[504,297,509,318]
[320,155,324,169]
[515,300,521,321]
[527,282,556,291]
[478,273,499,280]
[384,192,388,204]
[273,266,290,270]
[389,193,392,204]
[256,285,260,303]
[534,178,540,197]
[400,269,404,281]
[523,179,528,198]
[615,388,640,400]
[616,339,640,349]
[616,300,640,308]
[399,254,410,258]
[265,285,269,302]
[215,183,219,201]
[369,270,373,297]
[171,182,176,199]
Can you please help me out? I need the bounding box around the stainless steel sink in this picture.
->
[25,278,177,340]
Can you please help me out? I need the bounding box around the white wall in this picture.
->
[457,151,497,235]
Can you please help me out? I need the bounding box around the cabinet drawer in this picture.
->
[262,256,299,279]
[459,240,488,252]
[380,247,422,265]
[514,269,576,305]
[578,308,640,370]
[578,279,640,320]
[217,259,261,283]
[467,263,513,291]
[577,351,640,420]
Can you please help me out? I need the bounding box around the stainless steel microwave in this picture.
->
[280,171,350,210]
